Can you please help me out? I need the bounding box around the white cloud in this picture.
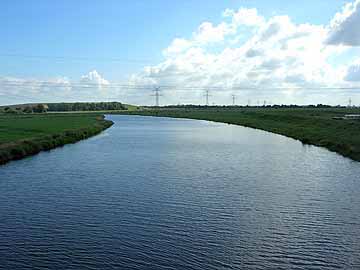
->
[129,6,355,105]
[327,0,360,46]
[345,59,360,81]
[0,70,112,105]
[130,0,360,104]
[245,48,263,58]
[80,70,109,87]
[165,8,265,53]
[163,38,192,56]
[194,22,232,45]
[223,8,265,27]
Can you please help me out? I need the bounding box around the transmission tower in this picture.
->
[204,90,211,106]
[348,98,352,108]
[232,94,236,106]
[151,87,162,107]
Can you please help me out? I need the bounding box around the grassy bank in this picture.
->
[120,107,360,162]
[0,113,113,165]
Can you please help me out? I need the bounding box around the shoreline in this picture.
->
[118,109,360,162]
[0,115,113,166]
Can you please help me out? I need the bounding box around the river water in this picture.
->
[1,115,360,269]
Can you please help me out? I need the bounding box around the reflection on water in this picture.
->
[0,115,359,269]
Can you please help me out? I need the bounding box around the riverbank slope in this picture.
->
[120,107,360,162]
[0,113,113,165]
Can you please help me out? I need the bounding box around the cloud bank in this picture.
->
[2,1,360,106]
[129,1,360,105]
[0,70,112,105]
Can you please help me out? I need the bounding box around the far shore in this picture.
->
[117,107,360,162]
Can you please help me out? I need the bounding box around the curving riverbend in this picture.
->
[1,115,359,269]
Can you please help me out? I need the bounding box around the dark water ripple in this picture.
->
[1,115,360,269]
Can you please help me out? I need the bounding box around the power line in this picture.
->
[1,80,359,92]
[0,81,225,91]
[0,53,155,64]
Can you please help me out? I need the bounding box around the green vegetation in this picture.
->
[123,104,141,111]
[46,102,127,112]
[0,113,113,165]
[121,107,360,162]
[1,104,49,114]
[2,104,358,164]
[0,101,134,114]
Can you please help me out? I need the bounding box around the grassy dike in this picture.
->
[120,107,360,162]
[0,113,113,165]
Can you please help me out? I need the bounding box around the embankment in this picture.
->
[0,115,113,165]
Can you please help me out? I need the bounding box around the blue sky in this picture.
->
[0,0,349,79]
[0,0,359,105]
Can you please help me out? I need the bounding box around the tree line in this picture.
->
[47,102,127,112]
[1,102,128,114]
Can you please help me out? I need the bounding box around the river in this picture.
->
[1,115,359,269]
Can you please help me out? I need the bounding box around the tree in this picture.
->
[33,104,48,113]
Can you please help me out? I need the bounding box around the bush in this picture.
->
[4,108,20,114]
[23,106,34,113]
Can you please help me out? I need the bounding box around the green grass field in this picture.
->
[0,113,103,144]
[121,107,360,162]
[2,107,360,164]
[0,113,113,165]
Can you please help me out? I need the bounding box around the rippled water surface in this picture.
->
[1,115,360,269]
